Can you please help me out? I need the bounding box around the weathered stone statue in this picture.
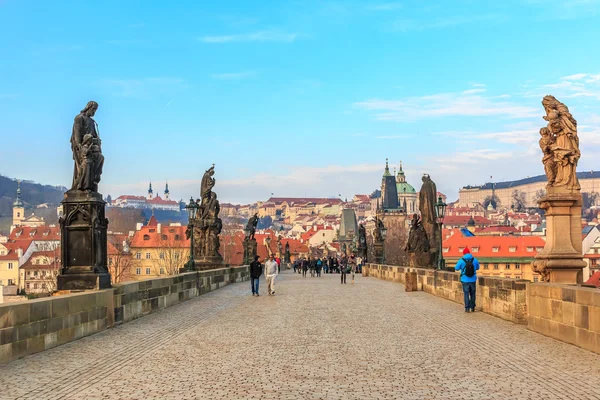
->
[533,96,585,283]
[406,214,429,253]
[277,235,283,258]
[418,174,439,267]
[357,223,368,261]
[373,217,385,263]
[406,214,432,268]
[58,101,110,290]
[285,242,291,263]
[246,213,259,240]
[541,95,581,191]
[192,165,224,268]
[71,101,104,192]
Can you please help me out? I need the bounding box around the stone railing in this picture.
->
[0,266,249,364]
[363,264,528,324]
[527,283,600,354]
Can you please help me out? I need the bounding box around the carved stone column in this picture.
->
[243,237,257,265]
[57,190,111,290]
[533,192,586,284]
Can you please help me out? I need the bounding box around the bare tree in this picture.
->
[38,242,61,295]
[483,195,501,210]
[533,189,546,204]
[108,239,135,284]
[155,233,189,276]
[511,190,527,212]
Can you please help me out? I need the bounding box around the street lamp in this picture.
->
[185,197,198,271]
[435,195,447,270]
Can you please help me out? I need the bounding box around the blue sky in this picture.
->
[1,0,600,204]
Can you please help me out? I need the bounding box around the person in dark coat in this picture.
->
[250,255,262,296]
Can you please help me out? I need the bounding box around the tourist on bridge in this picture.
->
[340,255,348,284]
[455,247,480,312]
[349,254,356,284]
[316,258,323,277]
[265,254,278,296]
[301,257,309,277]
[250,255,262,297]
[309,257,317,277]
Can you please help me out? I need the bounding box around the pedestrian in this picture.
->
[340,255,348,284]
[302,257,309,278]
[309,257,316,277]
[275,256,281,274]
[349,254,356,284]
[333,257,339,273]
[265,254,279,296]
[292,259,298,273]
[324,257,329,274]
[249,255,262,296]
[316,258,322,277]
[357,256,363,274]
[454,247,480,312]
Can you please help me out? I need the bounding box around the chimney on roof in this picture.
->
[17,248,23,258]
[157,223,162,234]
[136,222,143,231]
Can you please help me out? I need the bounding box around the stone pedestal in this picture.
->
[58,190,111,290]
[374,242,384,264]
[405,272,418,292]
[409,252,432,268]
[533,192,586,284]
[243,238,257,265]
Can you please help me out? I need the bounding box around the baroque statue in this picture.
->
[192,165,223,265]
[71,101,104,192]
[405,214,430,253]
[246,213,259,240]
[357,223,368,261]
[418,174,437,225]
[540,95,581,191]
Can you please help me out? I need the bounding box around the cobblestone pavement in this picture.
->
[2,272,600,400]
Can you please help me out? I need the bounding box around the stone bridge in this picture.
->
[1,268,600,399]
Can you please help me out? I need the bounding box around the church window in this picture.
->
[17,212,20,217]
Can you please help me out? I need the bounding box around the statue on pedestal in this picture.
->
[533,96,585,284]
[418,174,439,267]
[357,223,368,261]
[285,242,291,263]
[58,101,111,290]
[193,165,224,267]
[246,213,259,240]
[405,214,431,268]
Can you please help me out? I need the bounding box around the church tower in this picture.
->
[381,159,400,210]
[12,180,25,227]
[148,181,153,200]
[164,182,170,200]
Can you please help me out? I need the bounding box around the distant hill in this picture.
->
[0,175,67,233]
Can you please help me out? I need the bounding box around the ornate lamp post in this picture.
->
[380,222,388,264]
[435,196,447,270]
[185,197,198,271]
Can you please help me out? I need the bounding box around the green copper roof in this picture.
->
[397,182,416,194]
[13,181,23,207]
[382,158,392,177]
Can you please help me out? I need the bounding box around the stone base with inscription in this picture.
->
[243,238,258,265]
[58,190,111,290]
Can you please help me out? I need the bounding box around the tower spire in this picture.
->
[164,182,170,200]
[13,180,24,207]
[148,180,153,199]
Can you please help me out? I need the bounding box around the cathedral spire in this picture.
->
[164,182,170,200]
[383,158,391,177]
[13,180,23,208]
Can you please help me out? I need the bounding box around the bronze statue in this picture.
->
[71,101,104,192]
[246,213,259,240]
[405,214,430,253]
[541,95,581,191]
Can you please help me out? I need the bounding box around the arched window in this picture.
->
[143,234,150,240]
[17,212,20,217]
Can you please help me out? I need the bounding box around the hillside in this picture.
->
[0,175,66,232]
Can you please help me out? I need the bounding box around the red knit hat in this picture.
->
[463,247,471,255]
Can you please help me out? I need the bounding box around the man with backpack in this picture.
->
[454,247,480,312]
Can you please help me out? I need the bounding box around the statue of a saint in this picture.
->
[201,165,216,200]
[71,101,104,192]
[246,213,259,240]
[405,214,430,253]
[541,96,581,191]
[418,174,437,224]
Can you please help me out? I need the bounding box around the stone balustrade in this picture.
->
[528,283,600,354]
[0,266,249,364]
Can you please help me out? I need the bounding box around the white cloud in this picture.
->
[355,89,538,121]
[562,73,587,80]
[211,71,257,80]
[198,31,302,43]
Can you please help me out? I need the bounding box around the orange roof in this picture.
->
[443,235,546,259]
[9,226,60,242]
[20,249,60,269]
[476,226,519,234]
[267,197,343,206]
[147,195,178,205]
[584,271,600,288]
[443,216,491,226]
[129,224,189,248]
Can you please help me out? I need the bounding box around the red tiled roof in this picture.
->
[476,226,519,234]
[115,195,146,200]
[443,216,492,226]
[9,226,60,242]
[147,196,178,205]
[443,235,546,259]
[129,224,189,248]
[147,216,158,227]
[267,197,343,206]
[584,271,600,288]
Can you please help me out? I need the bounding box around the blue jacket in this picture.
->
[454,253,480,283]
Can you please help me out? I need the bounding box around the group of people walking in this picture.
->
[250,255,278,296]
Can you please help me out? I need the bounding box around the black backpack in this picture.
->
[463,258,475,277]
